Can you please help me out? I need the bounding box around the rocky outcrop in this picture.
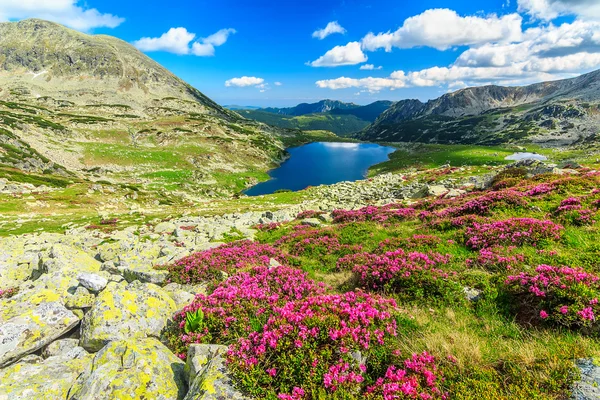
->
[0,343,91,400]
[68,338,187,400]
[80,281,176,352]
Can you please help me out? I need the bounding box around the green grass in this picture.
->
[369,143,516,175]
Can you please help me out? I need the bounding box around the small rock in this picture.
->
[42,338,81,358]
[463,286,483,302]
[427,185,449,197]
[77,273,108,293]
[301,218,321,227]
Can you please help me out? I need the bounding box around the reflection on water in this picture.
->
[244,142,395,196]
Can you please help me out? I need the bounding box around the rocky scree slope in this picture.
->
[360,70,600,146]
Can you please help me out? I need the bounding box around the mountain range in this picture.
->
[359,70,600,146]
[235,100,394,136]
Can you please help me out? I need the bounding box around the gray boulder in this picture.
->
[0,302,80,368]
[80,280,176,352]
[184,344,250,400]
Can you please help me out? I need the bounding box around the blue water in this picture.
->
[244,142,396,196]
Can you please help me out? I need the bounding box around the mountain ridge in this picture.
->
[360,70,600,146]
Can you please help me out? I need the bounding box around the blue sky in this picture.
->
[2,0,600,106]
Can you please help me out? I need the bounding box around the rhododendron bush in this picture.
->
[505,265,600,330]
[332,205,416,223]
[274,226,362,259]
[338,249,463,303]
[165,265,328,357]
[227,291,447,399]
[163,240,284,284]
[465,218,563,249]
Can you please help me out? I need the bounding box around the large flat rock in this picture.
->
[0,301,80,368]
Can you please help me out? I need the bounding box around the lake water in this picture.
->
[244,142,396,196]
[504,152,548,161]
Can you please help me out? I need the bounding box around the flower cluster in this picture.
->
[525,183,555,197]
[554,197,596,225]
[274,226,361,258]
[338,249,461,303]
[434,189,527,218]
[164,240,283,284]
[0,287,18,299]
[465,218,564,249]
[227,291,400,399]
[332,205,416,224]
[365,352,448,400]
[505,265,600,329]
[166,265,328,357]
[296,210,325,220]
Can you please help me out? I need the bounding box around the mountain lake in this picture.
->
[244,142,396,196]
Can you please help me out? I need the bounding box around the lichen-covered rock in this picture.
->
[184,344,250,400]
[0,302,80,368]
[572,358,600,400]
[42,338,81,358]
[154,222,177,234]
[0,344,91,400]
[65,287,95,310]
[119,263,170,285]
[68,338,187,400]
[45,244,101,274]
[80,281,176,352]
[0,237,47,290]
[162,283,199,310]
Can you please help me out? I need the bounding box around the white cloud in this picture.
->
[317,18,600,92]
[361,9,523,51]
[308,42,368,67]
[274,82,283,86]
[518,0,600,21]
[225,76,265,88]
[312,21,346,39]
[316,76,406,92]
[134,27,235,56]
[360,64,382,70]
[0,0,124,31]
[134,27,195,55]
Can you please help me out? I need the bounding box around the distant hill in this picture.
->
[262,100,360,116]
[330,101,394,122]
[242,100,394,136]
[359,70,600,146]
